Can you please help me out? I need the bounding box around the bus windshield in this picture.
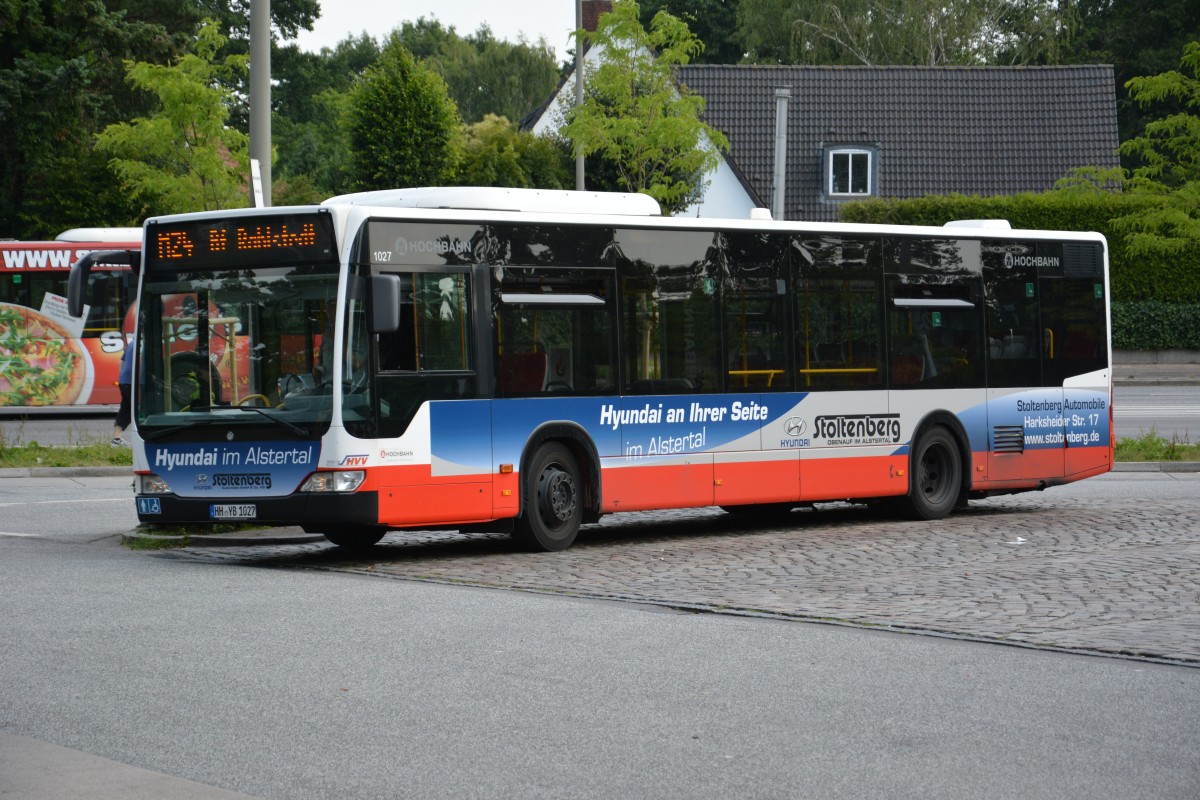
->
[134,263,340,437]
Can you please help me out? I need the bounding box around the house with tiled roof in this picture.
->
[676,64,1120,221]
[526,2,1120,221]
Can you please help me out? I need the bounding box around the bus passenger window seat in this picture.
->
[498,352,547,395]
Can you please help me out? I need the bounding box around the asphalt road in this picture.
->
[1114,384,1200,441]
[0,473,1198,799]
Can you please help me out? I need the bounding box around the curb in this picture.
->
[0,466,132,479]
[1112,461,1200,473]
[122,529,326,547]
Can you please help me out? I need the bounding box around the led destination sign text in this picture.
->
[145,213,335,271]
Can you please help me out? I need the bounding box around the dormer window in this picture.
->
[826,147,875,197]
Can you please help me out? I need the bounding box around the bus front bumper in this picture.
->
[135,491,380,529]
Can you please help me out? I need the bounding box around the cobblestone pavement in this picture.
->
[164,491,1200,665]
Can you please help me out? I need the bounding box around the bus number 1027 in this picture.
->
[373,251,393,262]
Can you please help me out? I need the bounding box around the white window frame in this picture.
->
[827,148,874,197]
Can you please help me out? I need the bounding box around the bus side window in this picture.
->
[376,273,470,373]
[722,232,791,392]
[795,235,884,391]
[492,266,616,398]
[615,229,721,395]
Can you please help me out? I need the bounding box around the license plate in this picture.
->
[210,504,256,520]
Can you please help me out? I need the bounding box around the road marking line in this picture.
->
[0,532,41,537]
[0,498,127,507]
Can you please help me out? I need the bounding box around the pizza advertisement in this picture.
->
[1,237,139,410]
[0,302,97,407]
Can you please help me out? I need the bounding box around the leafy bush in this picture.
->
[840,192,1200,305]
[1113,301,1200,350]
[1115,430,1200,462]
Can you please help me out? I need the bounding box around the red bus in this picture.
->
[1,229,140,411]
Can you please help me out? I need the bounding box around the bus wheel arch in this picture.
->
[513,425,600,551]
[903,413,970,519]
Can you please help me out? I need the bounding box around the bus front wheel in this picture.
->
[902,426,962,520]
[321,526,386,548]
[513,442,582,552]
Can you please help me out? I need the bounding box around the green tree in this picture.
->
[1063,0,1200,144]
[345,34,460,191]
[394,19,560,125]
[638,0,742,64]
[0,0,325,236]
[96,21,251,214]
[561,0,728,214]
[272,35,379,196]
[0,0,182,237]
[1111,41,1200,257]
[454,115,572,189]
[737,0,1074,66]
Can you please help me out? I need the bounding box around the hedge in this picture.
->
[838,192,1200,351]
[1111,301,1200,350]
[839,192,1200,305]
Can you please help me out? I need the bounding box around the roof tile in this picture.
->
[679,65,1119,220]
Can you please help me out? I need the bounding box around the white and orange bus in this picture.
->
[69,188,1112,549]
[1,229,141,411]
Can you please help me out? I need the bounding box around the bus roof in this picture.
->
[56,227,143,243]
[323,186,663,218]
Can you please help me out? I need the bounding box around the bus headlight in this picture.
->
[300,470,365,493]
[138,474,172,494]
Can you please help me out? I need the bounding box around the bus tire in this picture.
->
[903,425,961,520]
[322,527,386,548]
[513,441,582,552]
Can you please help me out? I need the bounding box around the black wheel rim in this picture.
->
[537,463,576,530]
[918,441,954,506]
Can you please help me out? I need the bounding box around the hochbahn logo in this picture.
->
[813,414,902,445]
[1004,253,1060,268]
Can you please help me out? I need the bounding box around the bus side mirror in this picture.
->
[68,249,140,318]
[369,274,402,334]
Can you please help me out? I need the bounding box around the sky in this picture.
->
[290,0,579,59]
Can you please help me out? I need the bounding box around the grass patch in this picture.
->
[125,533,191,550]
[1114,429,1200,462]
[0,418,132,468]
[138,522,271,536]
[0,441,133,468]
[124,522,283,550]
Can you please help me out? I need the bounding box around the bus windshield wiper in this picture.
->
[231,405,310,438]
[140,419,218,441]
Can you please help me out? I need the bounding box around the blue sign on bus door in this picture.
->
[137,498,162,515]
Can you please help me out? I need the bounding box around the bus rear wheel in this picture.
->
[902,426,961,520]
[513,442,582,552]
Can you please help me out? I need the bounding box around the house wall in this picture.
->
[677,158,757,221]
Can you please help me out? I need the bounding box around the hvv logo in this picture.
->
[339,454,369,467]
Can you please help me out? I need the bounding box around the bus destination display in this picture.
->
[145,212,336,271]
